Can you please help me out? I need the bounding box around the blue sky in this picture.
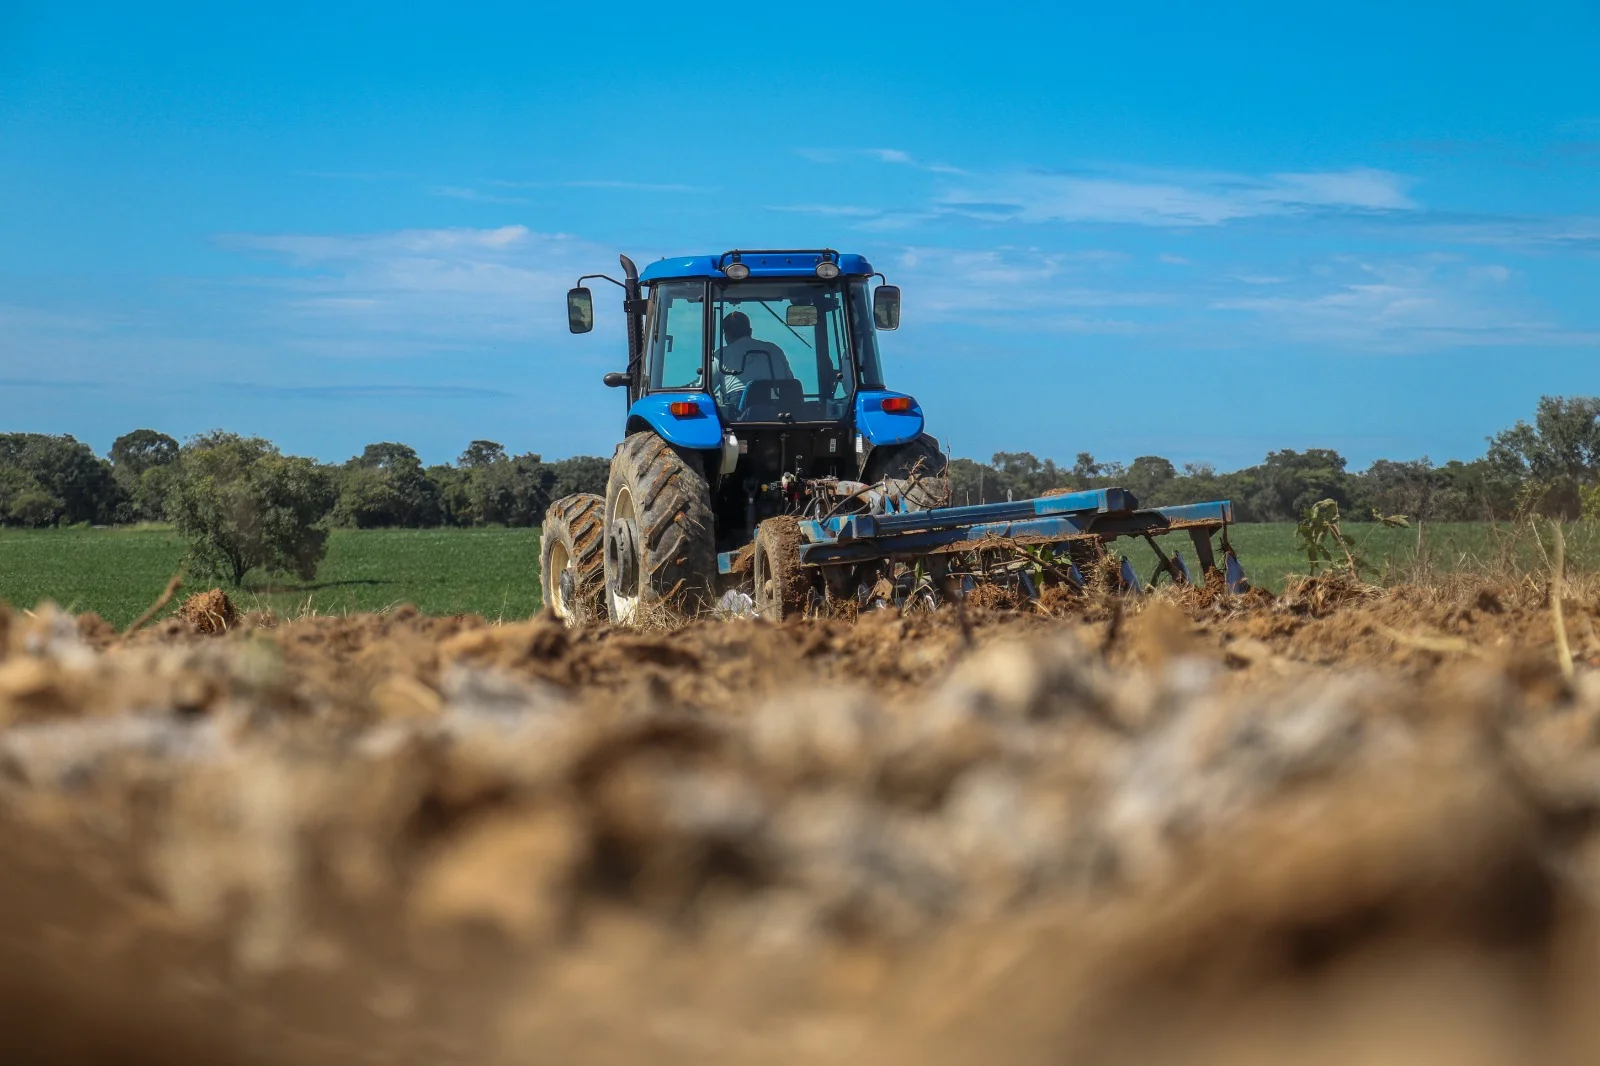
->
[2,1,1597,470]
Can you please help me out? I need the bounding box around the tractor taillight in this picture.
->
[880,396,913,413]
[668,401,699,417]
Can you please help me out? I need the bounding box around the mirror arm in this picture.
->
[576,273,627,290]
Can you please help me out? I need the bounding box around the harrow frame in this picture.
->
[717,487,1249,599]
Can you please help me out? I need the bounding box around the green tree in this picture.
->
[459,440,509,468]
[109,429,179,476]
[1239,449,1352,522]
[335,442,443,527]
[1072,452,1106,482]
[460,451,558,526]
[166,432,337,586]
[1122,455,1177,503]
[1354,458,1438,523]
[1486,395,1600,517]
[549,455,610,501]
[428,464,471,526]
[109,429,180,522]
[0,433,120,526]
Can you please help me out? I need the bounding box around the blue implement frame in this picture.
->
[715,487,1248,594]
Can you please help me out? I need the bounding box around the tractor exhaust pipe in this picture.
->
[620,254,644,390]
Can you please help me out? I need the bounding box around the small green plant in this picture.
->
[1296,499,1409,577]
[1011,542,1081,590]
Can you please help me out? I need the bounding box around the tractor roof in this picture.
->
[639,250,874,284]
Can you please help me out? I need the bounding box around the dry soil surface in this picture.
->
[5,577,1600,1065]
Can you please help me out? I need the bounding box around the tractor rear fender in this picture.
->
[854,390,924,448]
[626,393,724,450]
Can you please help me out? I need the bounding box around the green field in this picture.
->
[1117,519,1600,593]
[0,527,542,627]
[3,521,1596,629]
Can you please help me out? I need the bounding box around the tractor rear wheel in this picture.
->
[603,431,717,624]
[866,433,950,510]
[540,493,605,626]
[753,516,809,621]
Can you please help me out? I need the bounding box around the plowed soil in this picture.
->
[6,578,1600,1065]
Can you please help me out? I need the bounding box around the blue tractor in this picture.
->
[543,248,1245,624]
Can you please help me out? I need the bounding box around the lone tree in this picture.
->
[166,432,337,587]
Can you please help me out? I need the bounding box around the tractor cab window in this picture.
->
[709,279,853,423]
[647,281,707,391]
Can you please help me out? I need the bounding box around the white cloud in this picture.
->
[429,186,532,205]
[768,203,887,218]
[487,179,705,193]
[1402,213,1600,251]
[785,153,1417,230]
[885,246,1171,331]
[940,166,1416,227]
[872,241,1592,353]
[1266,169,1415,210]
[798,147,967,175]
[219,226,612,350]
[1209,258,1595,352]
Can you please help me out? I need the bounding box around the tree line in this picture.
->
[0,393,1595,541]
[948,396,1600,524]
[0,431,610,531]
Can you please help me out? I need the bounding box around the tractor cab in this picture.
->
[565,250,932,561]
[647,271,881,428]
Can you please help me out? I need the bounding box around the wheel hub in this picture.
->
[607,517,640,593]
[558,566,576,612]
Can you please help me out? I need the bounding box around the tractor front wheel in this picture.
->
[540,493,605,626]
[604,432,717,624]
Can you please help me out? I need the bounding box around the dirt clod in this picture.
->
[176,589,239,634]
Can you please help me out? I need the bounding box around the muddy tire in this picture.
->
[540,493,606,626]
[753,516,809,621]
[865,433,950,510]
[603,431,717,624]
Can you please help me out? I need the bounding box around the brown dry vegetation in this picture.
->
[5,580,1600,1064]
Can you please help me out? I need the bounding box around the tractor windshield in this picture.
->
[710,279,863,424]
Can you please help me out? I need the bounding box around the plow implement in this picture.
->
[722,485,1249,619]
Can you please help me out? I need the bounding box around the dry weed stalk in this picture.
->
[1552,521,1575,681]
[121,574,183,639]
[1373,623,1485,659]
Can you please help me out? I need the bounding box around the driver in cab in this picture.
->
[711,311,793,409]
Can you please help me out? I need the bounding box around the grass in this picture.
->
[0,526,542,628]
[1118,519,1600,593]
[4,520,1599,628]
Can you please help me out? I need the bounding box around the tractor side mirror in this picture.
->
[603,372,630,388]
[566,287,594,334]
[872,285,901,330]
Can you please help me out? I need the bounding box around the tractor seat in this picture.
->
[737,377,805,421]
